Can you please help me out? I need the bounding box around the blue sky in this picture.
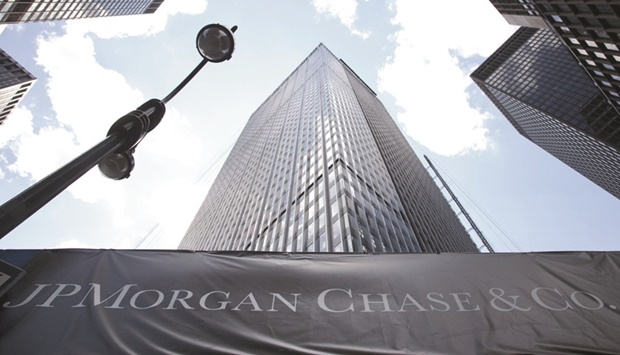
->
[0,0,618,251]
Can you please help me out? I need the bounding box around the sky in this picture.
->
[0,0,619,252]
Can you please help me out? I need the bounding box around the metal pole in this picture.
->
[162,58,208,104]
[424,155,495,253]
[0,24,238,241]
[0,133,125,239]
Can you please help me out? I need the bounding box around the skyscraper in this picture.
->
[489,0,620,116]
[0,0,164,24]
[180,44,478,253]
[471,27,620,199]
[0,49,36,126]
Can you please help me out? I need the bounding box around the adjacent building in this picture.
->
[476,1,620,199]
[489,0,620,119]
[0,49,35,126]
[471,27,620,199]
[180,44,478,253]
[0,0,164,24]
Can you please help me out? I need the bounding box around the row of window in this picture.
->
[181,46,432,252]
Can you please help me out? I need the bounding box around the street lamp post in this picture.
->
[0,24,237,240]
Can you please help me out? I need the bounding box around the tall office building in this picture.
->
[180,44,478,253]
[489,0,620,116]
[0,49,36,125]
[471,27,620,199]
[0,0,164,24]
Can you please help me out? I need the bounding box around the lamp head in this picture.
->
[196,24,236,63]
[98,152,135,180]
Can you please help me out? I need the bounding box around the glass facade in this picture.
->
[0,0,164,24]
[489,0,620,131]
[472,27,620,199]
[536,0,620,118]
[180,44,478,253]
[0,49,36,125]
[489,0,550,29]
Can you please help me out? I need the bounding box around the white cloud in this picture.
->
[35,30,144,144]
[0,106,34,149]
[312,0,370,39]
[378,0,515,156]
[8,125,80,180]
[0,107,33,180]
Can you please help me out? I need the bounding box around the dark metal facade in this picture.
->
[535,1,620,118]
[180,44,478,253]
[488,0,550,28]
[0,0,164,23]
[472,27,620,199]
[490,0,620,133]
[0,49,35,125]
